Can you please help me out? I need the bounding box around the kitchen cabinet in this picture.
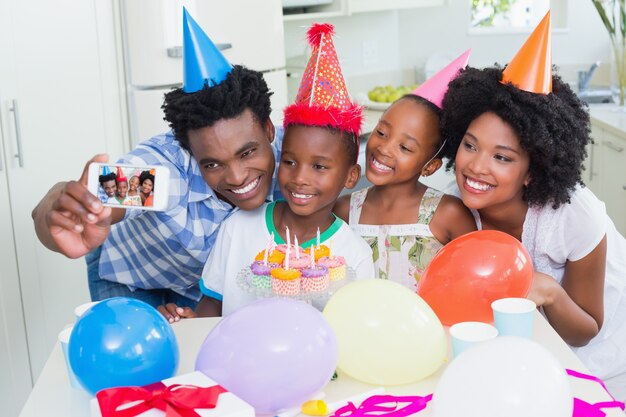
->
[0,0,126,411]
[0,137,32,417]
[600,130,626,234]
[347,0,444,13]
[122,0,288,145]
[283,0,443,21]
[587,106,626,235]
[585,123,602,193]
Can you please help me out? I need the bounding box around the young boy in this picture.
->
[107,168,129,205]
[177,23,375,318]
[31,10,281,309]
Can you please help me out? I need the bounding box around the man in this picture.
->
[32,9,282,311]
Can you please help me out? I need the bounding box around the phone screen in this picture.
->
[96,164,160,208]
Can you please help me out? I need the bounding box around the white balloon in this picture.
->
[432,336,573,417]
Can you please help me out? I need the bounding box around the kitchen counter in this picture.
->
[19,314,625,417]
[589,104,626,138]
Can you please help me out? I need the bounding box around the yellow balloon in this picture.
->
[323,279,447,385]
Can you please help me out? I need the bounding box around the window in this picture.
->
[470,0,566,33]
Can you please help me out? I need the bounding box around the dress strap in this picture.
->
[417,188,444,225]
[348,187,370,226]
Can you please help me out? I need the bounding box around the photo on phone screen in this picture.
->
[88,163,169,211]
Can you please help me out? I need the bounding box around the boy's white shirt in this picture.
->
[202,202,375,316]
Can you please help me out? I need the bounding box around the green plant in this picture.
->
[592,0,626,105]
[471,0,516,27]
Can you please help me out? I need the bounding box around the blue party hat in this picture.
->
[101,165,111,175]
[182,8,232,93]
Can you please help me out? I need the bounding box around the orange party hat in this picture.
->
[283,23,363,140]
[501,11,552,94]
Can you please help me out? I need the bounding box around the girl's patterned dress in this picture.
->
[348,186,445,291]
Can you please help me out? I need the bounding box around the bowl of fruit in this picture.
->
[365,84,419,110]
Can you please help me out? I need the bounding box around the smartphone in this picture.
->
[87,162,170,211]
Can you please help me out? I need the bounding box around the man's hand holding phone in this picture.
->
[33,154,114,258]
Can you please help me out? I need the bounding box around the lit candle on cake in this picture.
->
[286,226,291,249]
[285,243,290,270]
[316,227,320,249]
[310,246,315,268]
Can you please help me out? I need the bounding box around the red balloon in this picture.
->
[417,230,533,326]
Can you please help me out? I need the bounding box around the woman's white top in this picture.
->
[457,184,626,379]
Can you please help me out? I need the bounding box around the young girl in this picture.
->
[440,61,626,399]
[107,170,128,205]
[123,175,142,206]
[335,52,476,290]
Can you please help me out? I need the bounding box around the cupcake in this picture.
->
[249,261,277,289]
[271,267,301,296]
[254,249,285,265]
[317,256,346,281]
[313,244,330,261]
[301,264,330,292]
[275,244,303,254]
[286,253,313,270]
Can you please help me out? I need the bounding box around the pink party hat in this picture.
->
[412,49,472,109]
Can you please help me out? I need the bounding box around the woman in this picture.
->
[440,65,626,400]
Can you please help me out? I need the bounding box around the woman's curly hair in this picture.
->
[162,65,273,150]
[440,66,591,208]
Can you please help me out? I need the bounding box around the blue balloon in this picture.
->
[69,297,179,395]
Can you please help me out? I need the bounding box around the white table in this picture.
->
[19,313,625,417]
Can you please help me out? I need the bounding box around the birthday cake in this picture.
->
[248,241,345,296]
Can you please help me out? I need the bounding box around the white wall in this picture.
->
[399,0,612,85]
[284,11,401,77]
[284,1,613,88]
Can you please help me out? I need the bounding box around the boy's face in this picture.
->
[116,181,128,198]
[366,98,442,186]
[279,125,360,218]
[102,180,116,197]
[188,108,275,211]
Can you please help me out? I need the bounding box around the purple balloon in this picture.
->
[195,298,337,414]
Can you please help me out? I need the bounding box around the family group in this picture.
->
[97,166,155,207]
[31,10,626,399]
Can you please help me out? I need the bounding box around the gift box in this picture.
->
[90,371,255,417]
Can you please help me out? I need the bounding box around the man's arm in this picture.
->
[31,154,125,258]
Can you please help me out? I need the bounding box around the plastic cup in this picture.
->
[58,327,83,390]
[74,301,99,319]
[449,321,498,358]
[491,297,536,338]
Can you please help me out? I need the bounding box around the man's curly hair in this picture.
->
[440,66,591,208]
[162,65,273,150]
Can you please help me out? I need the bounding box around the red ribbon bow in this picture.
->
[96,381,226,417]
